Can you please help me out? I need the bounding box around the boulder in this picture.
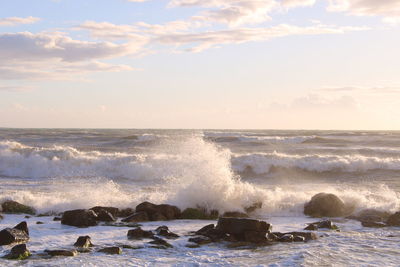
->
[89,206,119,218]
[74,236,93,248]
[181,208,219,220]
[121,211,149,222]
[98,247,122,255]
[45,249,77,257]
[95,210,116,222]
[386,212,400,226]
[127,227,154,239]
[304,193,346,217]
[135,202,181,221]
[216,217,271,242]
[1,200,36,215]
[222,211,249,218]
[3,244,31,260]
[155,226,179,239]
[150,212,167,221]
[61,209,98,227]
[0,221,29,246]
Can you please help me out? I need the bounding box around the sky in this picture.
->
[0,0,399,129]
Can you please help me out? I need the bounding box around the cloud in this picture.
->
[0,86,33,92]
[291,94,358,110]
[0,16,40,26]
[281,0,316,8]
[320,85,400,94]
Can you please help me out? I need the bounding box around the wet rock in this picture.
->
[1,200,36,215]
[386,212,400,226]
[267,232,279,241]
[279,234,294,242]
[95,210,116,222]
[127,227,154,239]
[89,206,119,218]
[294,235,306,242]
[45,249,77,257]
[216,217,271,242]
[3,244,31,260]
[53,217,62,221]
[243,230,267,243]
[0,214,3,221]
[361,221,386,228]
[285,232,318,241]
[36,221,44,225]
[150,212,167,221]
[74,236,93,248]
[136,202,181,221]
[61,209,98,227]
[304,220,339,230]
[222,211,249,218]
[155,226,179,239]
[188,236,212,245]
[98,247,122,255]
[102,222,140,228]
[304,224,318,231]
[118,208,135,217]
[226,241,254,249]
[148,236,172,248]
[195,224,215,235]
[186,243,200,248]
[244,202,263,213]
[348,209,392,223]
[181,208,219,220]
[121,211,149,223]
[25,215,31,219]
[304,193,346,217]
[0,221,29,246]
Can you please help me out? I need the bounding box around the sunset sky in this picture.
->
[1,0,399,129]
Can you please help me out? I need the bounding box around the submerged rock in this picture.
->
[45,249,78,257]
[3,244,31,260]
[98,247,122,255]
[304,193,346,217]
[74,236,93,248]
[0,221,30,246]
[1,200,36,215]
[61,209,98,227]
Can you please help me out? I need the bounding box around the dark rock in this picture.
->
[317,220,339,230]
[148,236,172,248]
[279,234,294,242]
[222,211,249,218]
[155,226,179,239]
[267,232,279,241]
[135,202,181,221]
[195,224,215,235]
[89,206,119,217]
[98,247,122,255]
[36,221,44,225]
[285,232,318,241]
[348,209,391,223]
[304,224,318,231]
[61,209,98,227]
[181,208,218,220]
[386,212,400,226]
[102,222,140,228]
[1,200,36,215]
[156,204,181,220]
[293,235,306,242]
[216,217,271,241]
[127,227,154,239]
[304,193,346,217]
[0,214,3,221]
[118,208,135,217]
[0,221,30,245]
[46,249,77,257]
[244,230,267,243]
[96,210,116,222]
[53,217,62,221]
[3,244,31,260]
[25,215,31,219]
[150,212,167,221]
[122,211,149,222]
[74,236,93,248]
[188,236,212,245]
[186,243,200,248]
[361,221,386,228]
[244,202,263,213]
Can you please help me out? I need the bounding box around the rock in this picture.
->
[348,209,392,223]
[25,216,31,219]
[186,243,200,248]
[0,214,3,221]
[304,224,318,231]
[121,211,149,222]
[304,193,346,217]
[181,208,219,220]
[244,202,263,213]
[46,249,77,257]
[285,232,318,241]
[148,236,172,248]
[89,206,119,217]
[150,212,167,221]
[216,217,271,242]
[267,233,279,241]
[36,221,44,225]
[155,204,181,220]
[155,226,179,239]
[74,236,93,248]
[61,209,98,227]
[3,244,31,260]
[293,235,306,242]
[222,211,249,218]
[279,234,294,242]
[98,247,122,255]
[118,208,135,217]
[243,231,267,243]
[195,224,215,235]
[188,236,212,245]
[127,227,154,239]
[0,221,29,246]
[361,221,386,228]
[135,202,181,221]
[317,220,339,230]
[1,200,36,215]
[386,212,400,226]
[96,210,116,222]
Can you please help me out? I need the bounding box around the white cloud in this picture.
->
[0,86,33,92]
[0,16,40,26]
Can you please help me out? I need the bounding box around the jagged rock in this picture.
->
[74,236,93,248]
[3,244,31,260]
[222,211,249,218]
[244,202,263,213]
[122,211,149,222]
[118,208,135,217]
[61,209,98,227]
[304,193,346,217]
[361,221,386,228]
[0,221,29,246]
[89,206,119,217]
[98,247,122,254]
[135,202,181,221]
[188,236,212,245]
[216,217,271,242]
[181,208,218,220]
[1,200,36,215]
[148,236,172,248]
[127,227,154,239]
[95,210,116,222]
[46,249,77,257]
[386,212,400,226]
[155,226,179,239]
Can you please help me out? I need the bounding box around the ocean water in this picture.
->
[1,129,400,266]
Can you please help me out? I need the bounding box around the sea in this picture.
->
[1,128,400,266]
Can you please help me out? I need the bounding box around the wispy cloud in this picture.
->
[0,16,40,26]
